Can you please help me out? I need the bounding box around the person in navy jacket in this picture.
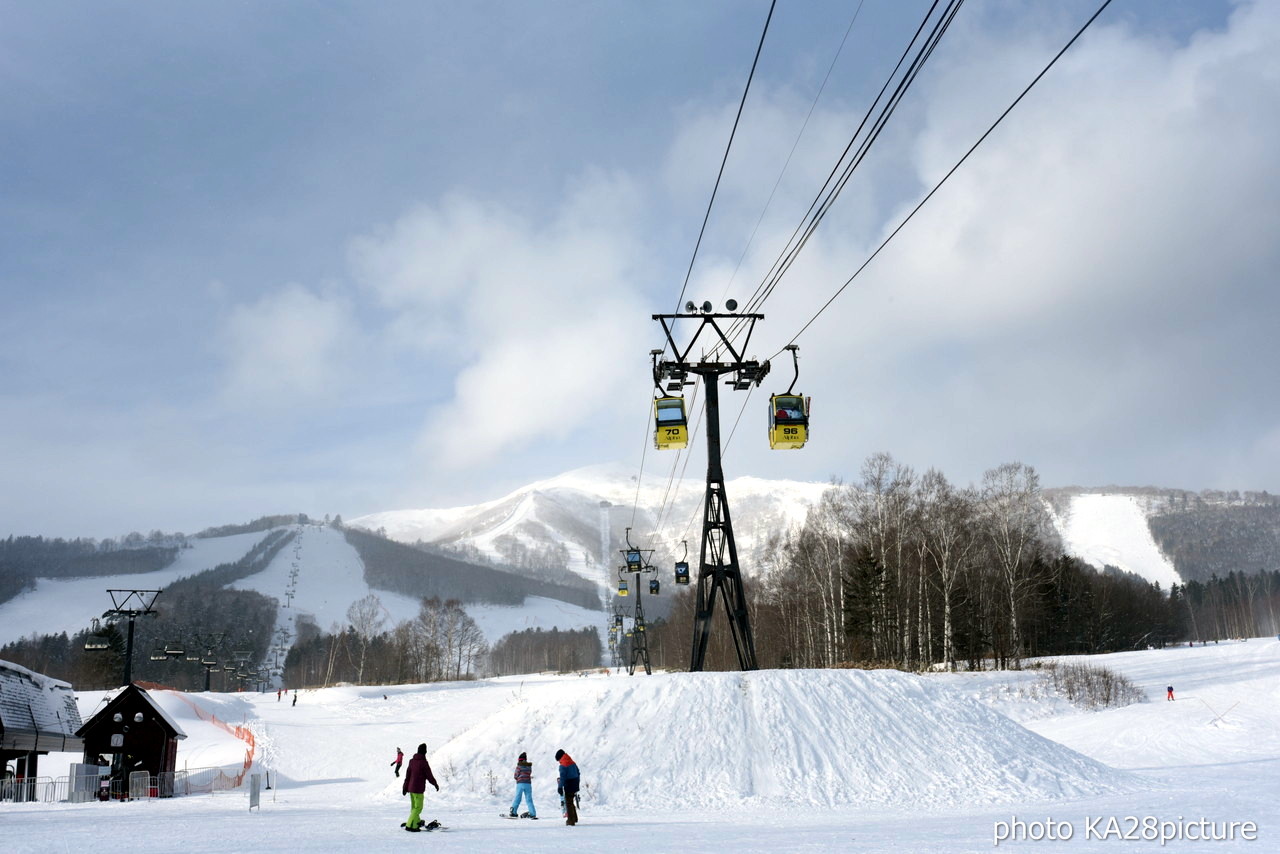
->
[555,749,580,826]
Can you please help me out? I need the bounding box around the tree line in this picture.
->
[0,535,179,606]
[640,453,1280,672]
[345,527,601,611]
[489,626,601,676]
[282,595,488,687]
[0,530,293,690]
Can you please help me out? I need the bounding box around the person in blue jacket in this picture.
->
[555,748,580,826]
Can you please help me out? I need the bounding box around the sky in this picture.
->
[2,0,1275,540]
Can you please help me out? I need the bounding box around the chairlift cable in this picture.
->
[717,0,867,306]
[741,0,964,322]
[710,0,953,357]
[653,382,701,535]
[676,387,755,546]
[773,0,1117,358]
[672,0,778,317]
[640,0,776,531]
[629,394,656,529]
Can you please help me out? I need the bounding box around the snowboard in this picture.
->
[499,813,538,819]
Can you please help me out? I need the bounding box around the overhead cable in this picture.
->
[776,0,1116,356]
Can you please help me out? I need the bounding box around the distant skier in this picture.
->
[555,748,580,826]
[401,743,439,832]
[1167,685,1175,701]
[292,693,297,707]
[391,747,404,777]
[509,751,537,818]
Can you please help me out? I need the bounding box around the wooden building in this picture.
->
[76,683,186,796]
[0,659,84,800]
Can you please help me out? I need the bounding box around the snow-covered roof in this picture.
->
[0,658,84,753]
[81,683,187,740]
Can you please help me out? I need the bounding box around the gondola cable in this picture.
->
[637,0,777,531]
[773,0,1117,359]
[745,0,965,317]
[711,0,957,356]
[672,0,778,318]
[717,0,867,305]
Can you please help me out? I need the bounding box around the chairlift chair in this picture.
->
[149,648,167,662]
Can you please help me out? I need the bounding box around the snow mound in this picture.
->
[433,669,1136,811]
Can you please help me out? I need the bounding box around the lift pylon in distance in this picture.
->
[651,304,769,672]
[618,528,655,676]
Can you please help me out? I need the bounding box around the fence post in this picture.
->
[249,773,261,811]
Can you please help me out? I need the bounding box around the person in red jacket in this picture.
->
[401,743,439,832]
[391,747,404,777]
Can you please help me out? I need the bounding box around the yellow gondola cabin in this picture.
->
[768,394,809,450]
[653,396,689,450]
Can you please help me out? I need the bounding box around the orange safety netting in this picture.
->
[136,682,256,788]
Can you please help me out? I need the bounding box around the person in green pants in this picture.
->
[401,743,439,832]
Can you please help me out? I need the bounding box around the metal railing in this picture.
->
[1,766,252,804]
[0,776,55,803]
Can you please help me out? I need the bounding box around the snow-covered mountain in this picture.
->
[349,462,832,605]
[0,465,831,651]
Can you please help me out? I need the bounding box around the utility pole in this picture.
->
[652,305,768,671]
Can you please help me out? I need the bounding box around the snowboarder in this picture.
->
[509,751,537,818]
[555,748,580,826]
[1167,685,1174,701]
[391,747,404,777]
[401,743,439,832]
[292,693,297,707]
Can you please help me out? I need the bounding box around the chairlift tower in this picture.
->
[618,530,655,676]
[100,589,162,686]
[652,304,768,671]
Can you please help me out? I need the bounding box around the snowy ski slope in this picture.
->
[1048,493,1181,588]
[7,638,1278,852]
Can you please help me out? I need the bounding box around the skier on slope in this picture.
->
[509,751,537,818]
[401,743,439,832]
[391,747,404,777]
[1167,685,1175,701]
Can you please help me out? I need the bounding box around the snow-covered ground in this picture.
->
[5,639,1278,852]
[1049,493,1181,588]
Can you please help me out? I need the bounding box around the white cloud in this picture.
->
[348,170,652,467]
[219,283,361,406]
